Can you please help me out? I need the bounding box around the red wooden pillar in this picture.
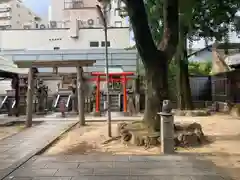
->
[122,75,127,113]
[95,75,100,112]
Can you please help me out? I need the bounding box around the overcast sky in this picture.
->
[24,0,49,17]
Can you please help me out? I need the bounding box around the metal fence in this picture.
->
[190,76,212,101]
[139,75,212,111]
[211,69,240,103]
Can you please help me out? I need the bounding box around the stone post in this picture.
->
[104,100,107,115]
[76,66,85,126]
[158,100,174,154]
[60,99,66,118]
[26,67,34,127]
[135,93,140,114]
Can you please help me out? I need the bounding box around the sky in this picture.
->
[23,0,49,17]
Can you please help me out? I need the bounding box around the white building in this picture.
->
[0,27,130,50]
[0,0,42,29]
[0,0,130,50]
[49,0,128,28]
[0,0,132,76]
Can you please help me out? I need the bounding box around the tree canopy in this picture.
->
[145,0,240,43]
[106,0,240,129]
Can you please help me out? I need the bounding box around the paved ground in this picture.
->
[3,154,233,180]
[0,113,142,124]
[0,114,237,180]
[0,120,76,179]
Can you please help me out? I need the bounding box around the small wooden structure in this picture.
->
[0,56,29,116]
[212,69,240,103]
[14,59,96,127]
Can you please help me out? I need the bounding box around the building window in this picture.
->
[90,41,99,47]
[4,25,11,29]
[101,41,110,47]
[16,20,20,24]
[16,4,20,8]
[53,47,60,50]
[115,21,122,27]
[114,9,119,16]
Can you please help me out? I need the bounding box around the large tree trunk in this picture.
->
[175,15,193,110]
[126,0,178,131]
[181,38,193,110]
[144,61,168,131]
[176,37,193,110]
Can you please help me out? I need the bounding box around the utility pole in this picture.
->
[96,4,112,137]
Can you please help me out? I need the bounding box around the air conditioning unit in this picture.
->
[69,19,79,38]
[50,21,57,28]
[87,19,94,27]
[23,24,31,29]
[39,24,46,29]
[72,0,84,8]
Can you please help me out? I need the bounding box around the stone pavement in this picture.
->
[0,120,76,179]
[3,154,234,180]
[0,113,143,124]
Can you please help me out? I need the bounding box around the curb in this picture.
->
[0,121,79,180]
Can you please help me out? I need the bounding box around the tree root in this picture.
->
[115,121,207,149]
[102,136,121,145]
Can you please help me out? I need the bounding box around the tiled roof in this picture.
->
[225,53,240,66]
[0,56,28,74]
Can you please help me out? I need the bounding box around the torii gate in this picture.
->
[89,72,134,114]
[14,59,96,127]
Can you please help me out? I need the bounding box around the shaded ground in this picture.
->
[175,114,240,179]
[0,121,76,179]
[5,154,228,180]
[0,125,24,140]
[0,121,42,141]
[45,114,240,179]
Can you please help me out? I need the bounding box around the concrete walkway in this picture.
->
[0,113,143,124]
[0,121,76,179]
[3,154,233,180]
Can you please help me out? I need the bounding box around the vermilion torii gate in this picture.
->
[89,72,134,114]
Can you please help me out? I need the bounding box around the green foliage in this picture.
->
[139,60,212,76]
[169,61,212,77]
[144,0,163,44]
[144,0,240,42]
[168,61,211,100]
[188,61,212,76]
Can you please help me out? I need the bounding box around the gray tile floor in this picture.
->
[4,155,234,180]
[0,121,75,173]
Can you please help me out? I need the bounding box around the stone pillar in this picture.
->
[26,67,34,127]
[158,100,174,154]
[76,66,85,126]
[71,93,76,113]
[135,93,140,114]
[14,75,20,117]
[118,93,121,111]
[71,79,77,113]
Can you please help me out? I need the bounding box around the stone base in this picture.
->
[116,122,160,148]
[173,109,210,116]
[115,121,206,149]
[104,111,130,117]
[35,111,47,115]
[68,111,78,116]
[122,112,131,116]
[92,111,101,117]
